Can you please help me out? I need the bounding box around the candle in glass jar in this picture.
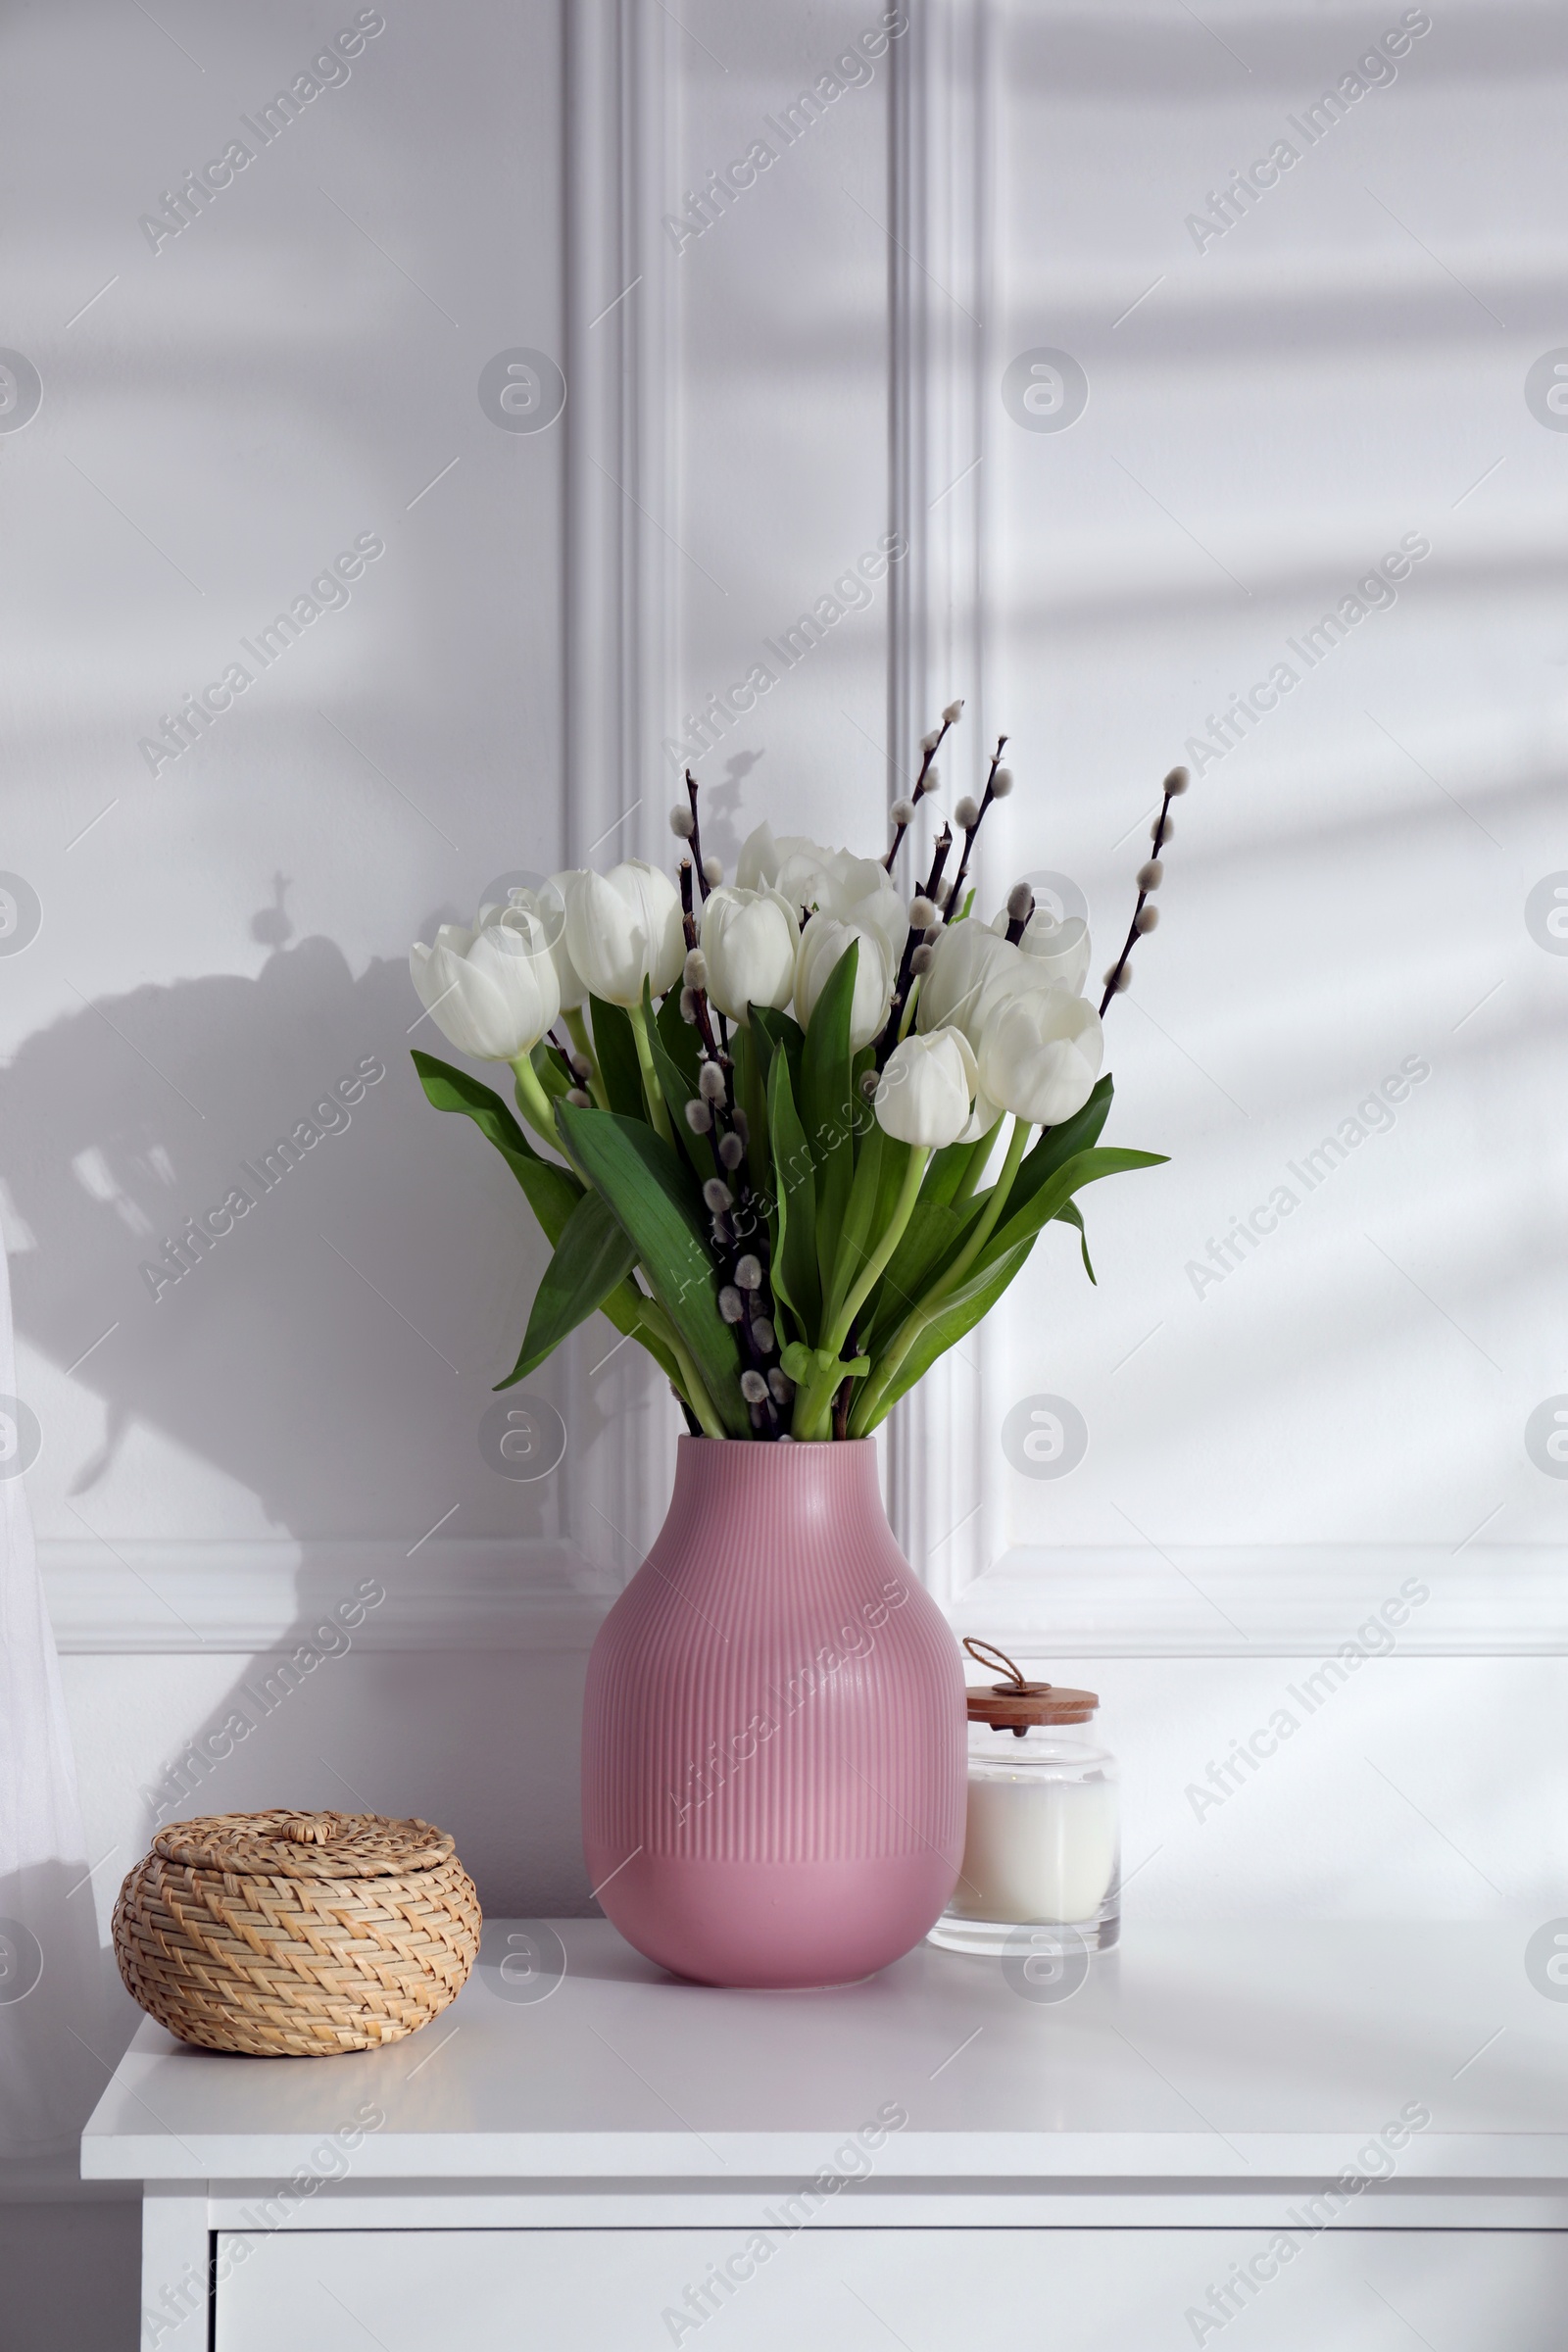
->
[950,1768,1119,1925]
[929,1645,1121,1957]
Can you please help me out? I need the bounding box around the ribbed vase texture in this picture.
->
[582,1437,966,1987]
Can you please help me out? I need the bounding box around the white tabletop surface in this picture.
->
[82,1920,1568,2182]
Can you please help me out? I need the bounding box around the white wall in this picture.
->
[4,3,1567,2337]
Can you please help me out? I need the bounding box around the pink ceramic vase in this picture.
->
[581,1437,967,1988]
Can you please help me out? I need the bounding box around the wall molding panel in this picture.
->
[39,1541,1568,1657]
[561,0,682,1573]
[885,0,996,1607]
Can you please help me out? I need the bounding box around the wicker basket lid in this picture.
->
[151,1810,457,1881]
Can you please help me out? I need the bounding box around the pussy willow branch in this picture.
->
[872,823,954,1073]
[683,769,712,901]
[883,710,956,874]
[1098,776,1177,1016]
[941,735,1007,928]
[678,860,781,1433]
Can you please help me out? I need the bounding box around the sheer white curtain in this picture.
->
[0,1249,103,2163]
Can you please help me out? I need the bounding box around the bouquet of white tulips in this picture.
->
[410,708,1181,1442]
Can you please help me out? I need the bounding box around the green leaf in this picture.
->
[1056,1199,1097,1285]
[643,979,708,1189]
[499,1190,637,1386]
[767,1050,821,1344]
[411,1052,581,1245]
[800,938,859,1298]
[529,1039,572,1100]
[981,1145,1167,1272]
[588,996,646,1122]
[857,1240,1034,1431]
[867,1195,985,1345]
[821,1122,883,1331]
[554,1103,749,1435]
[732,1019,770,1196]
[922,1131,992,1209]
[1007,1077,1114,1221]
[656,986,703,1097]
[750,1005,805,1102]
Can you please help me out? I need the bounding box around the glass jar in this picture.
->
[927,1644,1120,1958]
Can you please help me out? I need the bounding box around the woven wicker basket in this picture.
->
[113,1810,481,2057]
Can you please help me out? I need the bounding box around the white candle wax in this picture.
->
[950,1772,1119,1925]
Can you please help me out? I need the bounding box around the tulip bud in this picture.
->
[718,1286,744,1324]
[1137,859,1163,891]
[740,1370,769,1404]
[1135,905,1159,933]
[734,1253,762,1291]
[669,804,696,838]
[874,1029,979,1148]
[990,765,1014,798]
[409,909,561,1062]
[955,795,980,830]
[685,1098,713,1133]
[698,1060,726,1102]
[891,798,916,826]
[697,883,800,1025]
[562,861,685,1005]
[980,984,1105,1125]
[942,699,964,724]
[717,1130,745,1169]
[1164,765,1191,795]
[1006,882,1035,923]
[703,1178,733,1213]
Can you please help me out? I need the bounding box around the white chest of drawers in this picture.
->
[84,1919,1568,2350]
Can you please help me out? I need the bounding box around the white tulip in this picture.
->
[478,876,587,1012]
[991,905,1091,997]
[815,850,908,970]
[794,913,894,1052]
[735,821,835,906]
[562,859,685,1006]
[913,917,1013,1050]
[698,885,800,1024]
[410,909,561,1061]
[874,1029,978,1148]
[978,984,1103,1128]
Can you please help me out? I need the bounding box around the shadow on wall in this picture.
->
[2,926,635,1920]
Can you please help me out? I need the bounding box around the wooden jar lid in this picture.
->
[961,1638,1098,1731]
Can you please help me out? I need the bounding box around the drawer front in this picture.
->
[215,2224,1568,2350]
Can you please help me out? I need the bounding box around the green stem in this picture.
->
[626,1000,675,1145]
[951,1117,1004,1204]
[511,1053,566,1152]
[826,1147,927,1358]
[792,1148,929,1439]
[850,1116,1033,1436]
[636,1298,726,1440]
[564,1006,608,1110]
